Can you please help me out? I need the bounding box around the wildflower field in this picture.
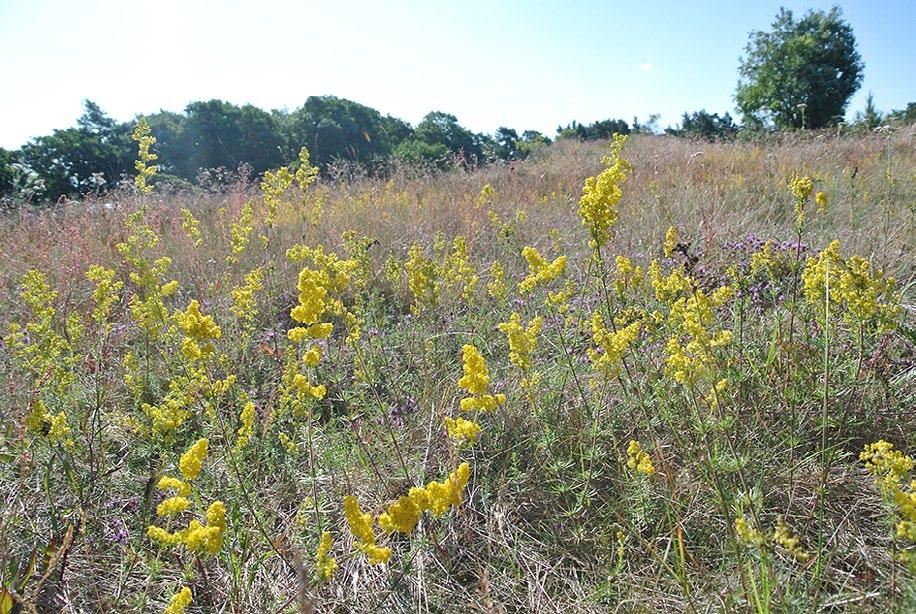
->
[0,126,914,613]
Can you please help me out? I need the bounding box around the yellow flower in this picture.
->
[625,440,655,476]
[303,344,323,367]
[458,345,505,412]
[614,255,643,296]
[157,476,191,497]
[789,175,814,227]
[444,416,481,445]
[179,438,209,481]
[788,175,813,202]
[735,515,766,548]
[236,401,255,448]
[578,133,631,247]
[663,226,678,259]
[293,374,327,400]
[588,316,640,378]
[175,300,221,361]
[289,268,331,330]
[420,463,471,517]
[518,247,566,294]
[487,261,507,301]
[378,495,423,534]
[147,525,186,547]
[814,191,828,213]
[343,496,391,565]
[458,344,490,396]
[476,183,495,209]
[498,312,543,373]
[179,208,202,247]
[132,117,158,194]
[315,531,337,581]
[773,516,809,562]
[343,496,375,544]
[156,496,190,517]
[405,241,440,314]
[861,440,914,491]
[163,586,192,614]
[803,240,900,330]
[649,260,693,304]
[184,501,226,555]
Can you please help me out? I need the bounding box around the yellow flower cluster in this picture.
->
[518,247,566,294]
[417,463,472,516]
[141,381,193,436]
[789,174,814,228]
[260,164,294,229]
[230,267,264,333]
[444,416,482,445]
[443,236,478,303]
[287,244,360,340]
[487,261,507,301]
[163,587,192,614]
[735,514,809,561]
[814,191,828,213]
[236,400,255,449]
[156,496,190,517]
[589,315,640,378]
[315,531,337,581]
[227,201,255,265]
[341,230,375,291]
[458,345,505,412]
[5,270,79,419]
[175,300,222,361]
[648,260,693,305]
[773,516,810,562]
[179,438,209,480]
[614,256,643,297]
[626,440,655,476]
[132,117,158,194]
[578,133,631,247]
[749,240,777,277]
[663,226,678,259]
[116,209,179,341]
[179,208,202,247]
[342,496,392,565]
[85,265,123,327]
[802,240,900,330]
[476,183,495,209]
[148,440,225,555]
[148,500,226,555]
[735,515,766,548]
[289,268,334,341]
[405,241,440,314]
[498,312,543,382]
[663,286,733,386]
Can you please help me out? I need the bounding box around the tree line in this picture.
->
[1,97,652,203]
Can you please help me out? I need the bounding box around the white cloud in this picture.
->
[639,63,654,72]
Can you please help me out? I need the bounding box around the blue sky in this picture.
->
[0,0,913,148]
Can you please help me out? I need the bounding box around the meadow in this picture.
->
[0,126,913,613]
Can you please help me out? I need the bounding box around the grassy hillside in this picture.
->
[0,130,914,613]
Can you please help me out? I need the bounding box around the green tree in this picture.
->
[286,96,406,171]
[735,7,864,129]
[19,100,133,200]
[393,139,449,167]
[667,110,738,141]
[854,91,883,130]
[178,100,286,179]
[413,111,483,163]
[0,147,17,197]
